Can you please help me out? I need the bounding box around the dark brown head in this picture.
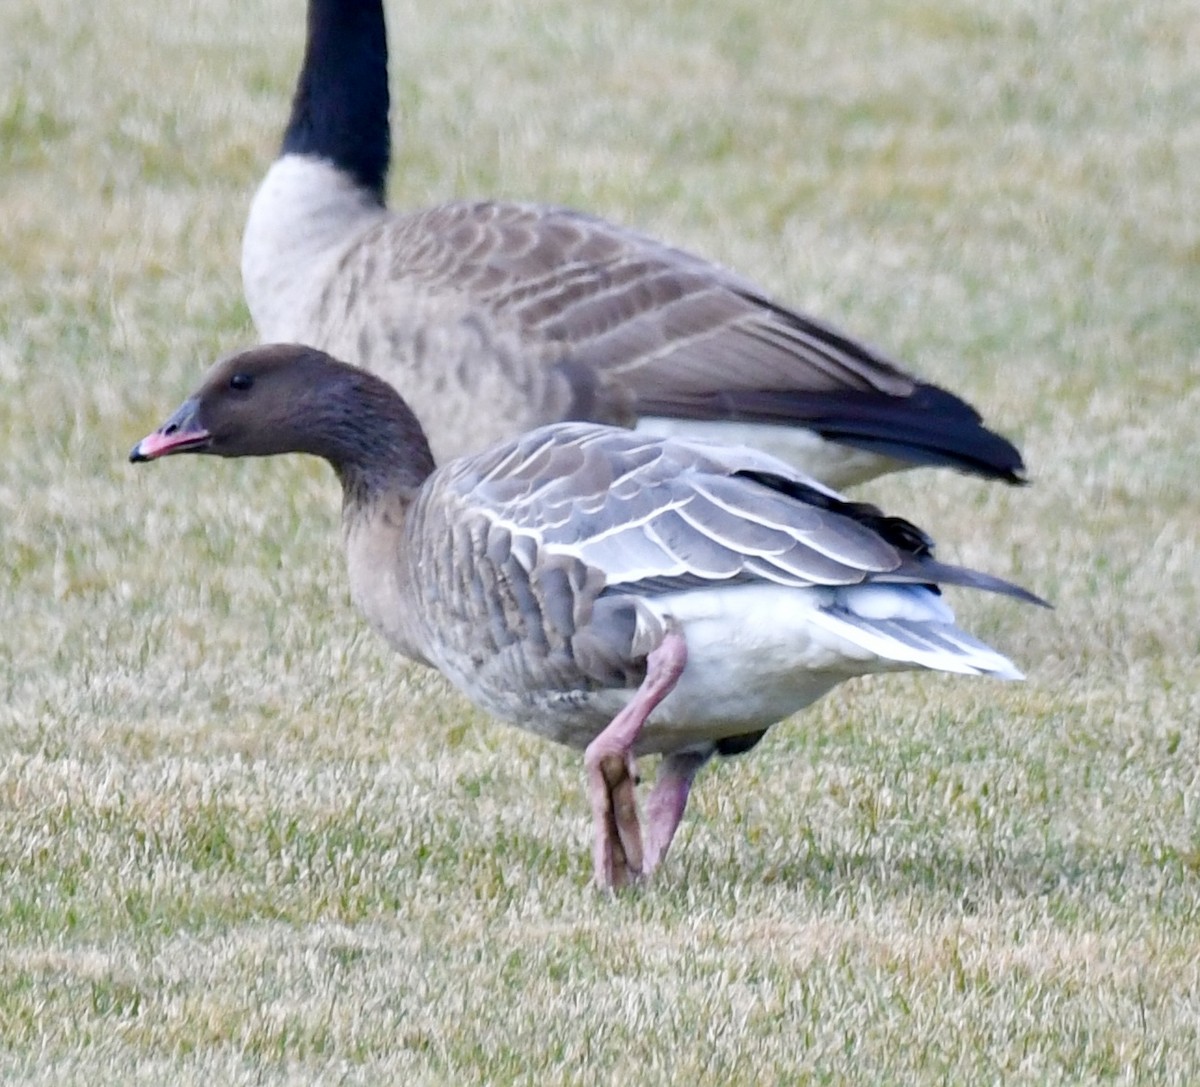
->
[130,344,436,493]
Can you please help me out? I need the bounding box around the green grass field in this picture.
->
[3,0,1198,1081]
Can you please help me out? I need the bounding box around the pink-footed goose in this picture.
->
[132,344,1046,889]
[241,0,1027,489]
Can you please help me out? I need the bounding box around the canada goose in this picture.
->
[241,0,1026,489]
[132,344,1045,889]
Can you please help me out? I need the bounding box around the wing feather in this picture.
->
[417,422,1045,664]
[437,423,924,596]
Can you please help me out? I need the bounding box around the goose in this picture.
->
[131,344,1046,889]
[241,0,1026,489]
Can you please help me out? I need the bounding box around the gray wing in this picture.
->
[385,201,1024,482]
[438,423,1038,600]
[407,424,1042,712]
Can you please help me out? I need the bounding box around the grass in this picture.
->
[2,0,1198,1081]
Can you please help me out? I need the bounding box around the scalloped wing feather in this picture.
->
[434,423,910,597]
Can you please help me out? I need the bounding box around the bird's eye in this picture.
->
[229,373,254,392]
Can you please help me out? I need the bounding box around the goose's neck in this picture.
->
[282,0,390,203]
[322,396,437,514]
[241,0,391,340]
[332,390,436,669]
[337,460,428,520]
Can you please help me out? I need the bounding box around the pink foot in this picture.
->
[586,750,643,890]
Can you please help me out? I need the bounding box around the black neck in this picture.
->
[281,0,391,205]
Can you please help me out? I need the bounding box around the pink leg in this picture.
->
[583,623,688,890]
[643,749,712,875]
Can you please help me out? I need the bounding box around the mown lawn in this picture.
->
[2,0,1198,1082]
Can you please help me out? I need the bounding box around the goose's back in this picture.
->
[284,199,956,477]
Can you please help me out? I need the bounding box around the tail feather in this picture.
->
[911,559,1051,609]
[811,606,1024,680]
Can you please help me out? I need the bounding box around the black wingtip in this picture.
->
[814,383,1029,485]
[642,382,1029,485]
[713,289,1031,484]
